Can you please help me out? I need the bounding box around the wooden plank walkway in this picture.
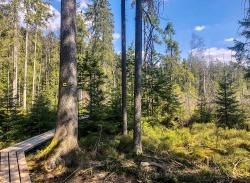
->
[0,130,55,153]
[0,114,89,182]
[0,130,55,183]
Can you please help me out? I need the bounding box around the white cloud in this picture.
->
[18,4,60,32]
[78,0,88,10]
[113,33,121,41]
[225,37,234,42]
[57,0,88,11]
[194,25,206,32]
[0,0,10,5]
[19,10,25,28]
[46,5,61,31]
[191,47,235,62]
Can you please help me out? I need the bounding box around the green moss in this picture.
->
[141,119,250,179]
[37,138,58,159]
[76,118,249,181]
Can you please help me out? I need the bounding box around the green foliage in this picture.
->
[78,119,250,182]
[163,22,180,58]
[215,74,246,129]
[141,120,250,179]
[29,94,55,135]
[84,52,106,119]
[78,0,117,120]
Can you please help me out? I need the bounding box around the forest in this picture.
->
[0,0,249,182]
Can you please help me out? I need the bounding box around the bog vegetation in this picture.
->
[0,0,249,182]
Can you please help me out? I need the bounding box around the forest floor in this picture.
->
[27,119,250,183]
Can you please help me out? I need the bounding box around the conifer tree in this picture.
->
[134,0,143,155]
[215,73,245,129]
[231,0,250,78]
[121,0,127,135]
[47,0,79,168]
[85,0,115,118]
[12,0,19,105]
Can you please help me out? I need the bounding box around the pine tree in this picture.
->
[134,0,143,155]
[215,73,245,129]
[164,22,180,59]
[121,0,127,135]
[31,0,51,105]
[12,0,19,106]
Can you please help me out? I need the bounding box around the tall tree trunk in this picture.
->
[134,0,143,155]
[7,68,10,111]
[18,79,21,105]
[38,60,42,95]
[23,25,29,111]
[12,5,18,105]
[121,0,127,135]
[45,51,48,87]
[47,0,79,168]
[32,29,38,104]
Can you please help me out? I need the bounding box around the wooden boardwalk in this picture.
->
[0,114,88,182]
[0,130,55,183]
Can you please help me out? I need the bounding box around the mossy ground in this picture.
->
[27,119,250,183]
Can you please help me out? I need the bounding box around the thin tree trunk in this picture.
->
[203,68,206,98]
[12,5,18,105]
[121,0,127,135]
[134,0,143,155]
[47,0,79,169]
[18,79,21,105]
[45,50,48,87]
[38,60,42,95]
[32,29,38,104]
[7,68,10,111]
[23,25,29,111]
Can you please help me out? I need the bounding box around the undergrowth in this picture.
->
[28,118,250,182]
[78,119,250,182]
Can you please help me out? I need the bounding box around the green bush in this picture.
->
[141,119,250,178]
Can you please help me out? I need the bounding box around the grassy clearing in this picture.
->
[27,119,250,182]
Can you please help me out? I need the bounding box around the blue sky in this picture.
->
[50,0,246,60]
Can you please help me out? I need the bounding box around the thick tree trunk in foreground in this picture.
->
[121,0,127,135]
[134,0,143,155]
[48,0,79,168]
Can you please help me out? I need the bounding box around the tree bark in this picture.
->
[7,68,10,111]
[23,25,29,111]
[18,79,21,105]
[38,60,42,95]
[121,0,127,135]
[12,4,18,105]
[134,0,143,155]
[47,0,79,168]
[32,29,38,105]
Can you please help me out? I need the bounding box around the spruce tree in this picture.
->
[85,0,115,119]
[47,0,79,169]
[158,70,181,126]
[215,74,245,129]
[161,22,181,126]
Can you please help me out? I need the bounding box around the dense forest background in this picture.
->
[0,0,250,182]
